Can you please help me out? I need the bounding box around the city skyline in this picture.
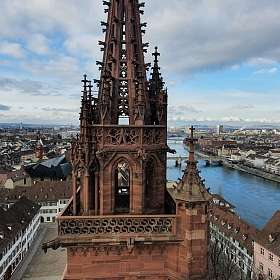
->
[1,0,280,125]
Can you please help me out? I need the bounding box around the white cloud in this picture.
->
[143,0,280,75]
[231,65,240,71]
[0,77,44,94]
[168,104,201,121]
[230,105,255,110]
[22,55,81,81]
[254,67,278,75]
[247,57,278,66]
[2,1,280,74]
[27,34,50,55]
[1,1,280,124]
[0,0,103,37]
[0,41,24,58]
[41,107,78,113]
[64,34,101,58]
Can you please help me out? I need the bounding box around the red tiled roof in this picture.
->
[256,210,280,257]
[0,181,71,203]
[0,197,40,251]
[7,169,29,182]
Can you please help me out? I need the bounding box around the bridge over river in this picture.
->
[167,138,184,144]
[167,141,222,166]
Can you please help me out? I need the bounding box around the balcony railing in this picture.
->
[57,214,178,238]
[56,180,180,244]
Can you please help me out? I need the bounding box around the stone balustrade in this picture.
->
[57,214,178,237]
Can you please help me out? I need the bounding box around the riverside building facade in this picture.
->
[209,204,259,278]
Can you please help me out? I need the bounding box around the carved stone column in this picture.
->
[72,172,77,215]
[84,169,90,214]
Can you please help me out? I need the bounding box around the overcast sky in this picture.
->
[1,0,280,126]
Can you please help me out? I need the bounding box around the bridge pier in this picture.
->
[205,159,223,167]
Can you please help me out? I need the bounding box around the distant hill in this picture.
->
[167,120,280,129]
[0,123,74,129]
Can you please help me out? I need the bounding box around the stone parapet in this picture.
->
[57,211,179,242]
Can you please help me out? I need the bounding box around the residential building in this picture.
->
[231,152,242,162]
[254,211,280,280]
[237,149,256,161]
[252,155,269,169]
[268,149,280,159]
[246,154,257,166]
[209,204,259,278]
[0,197,40,280]
[3,170,32,189]
[218,144,238,158]
[198,138,237,156]
[20,149,36,162]
[0,181,71,223]
[264,159,280,175]
[0,170,9,188]
[212,193,236,212]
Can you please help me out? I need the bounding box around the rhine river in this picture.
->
[167,141,280,230]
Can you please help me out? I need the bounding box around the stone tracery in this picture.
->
[58,216,175,236]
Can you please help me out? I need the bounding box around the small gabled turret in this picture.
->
[149,47,164,96]
[171,126,211,203]
[170,126,211,279]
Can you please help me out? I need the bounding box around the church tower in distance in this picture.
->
[43,1,211,279]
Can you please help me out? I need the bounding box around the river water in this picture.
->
[167,141,280,229]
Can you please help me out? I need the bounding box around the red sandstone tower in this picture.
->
[44,1,211,279]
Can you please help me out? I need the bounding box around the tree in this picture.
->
[208,239,244,280]
[251,270,269,280]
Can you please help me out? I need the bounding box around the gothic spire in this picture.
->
[97,0,151,125]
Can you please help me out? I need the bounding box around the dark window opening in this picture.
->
[114,161,130,213]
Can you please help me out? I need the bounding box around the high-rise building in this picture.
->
[216,125,224,135]
[43,1,211,279]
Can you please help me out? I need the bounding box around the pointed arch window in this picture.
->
[114,161,130,213]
